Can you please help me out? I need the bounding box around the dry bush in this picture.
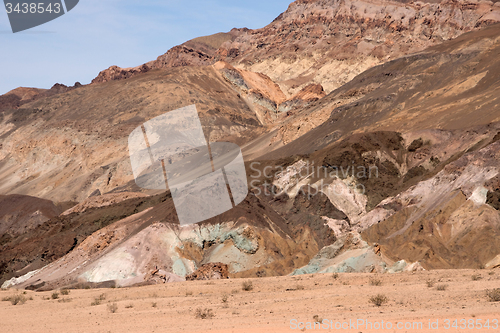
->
[107,303,118,313]
[332,273,339,280]
[152,302,157,308]
[51,292,59,300]
[221,294,228,303]
[125,304,134,308]
[185,290,193,296]
[60,289,70,295]
[242,281,253,291]
[58,298,72,303]
[471,274,482,281]
[2,295,27,305]
[369,278,382,286]
[369,294,388,307]
[426,280,435,288]
[195,307,215,319]
[486,289,500,302]
[313,315,323,323]
[91,293,106,306]
[436,284,448,291]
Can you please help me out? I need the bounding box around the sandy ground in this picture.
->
[1,269,499,333]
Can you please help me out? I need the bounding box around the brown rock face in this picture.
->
[91,29,249,85]
[217,0,500,95]
[91,64,150,84]
[89,0,500,102]
[184,263,230,281]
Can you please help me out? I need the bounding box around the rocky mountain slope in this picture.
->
[92,0,500,99]
[1,1,500,290]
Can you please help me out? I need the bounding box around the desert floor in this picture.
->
[1,269,499,333]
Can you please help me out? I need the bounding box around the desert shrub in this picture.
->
[369,278,382,286]
[195,307,215,319]
[332,273,339,280]
[125,304,134,308]
[471,274,482,281]
[295,284,305,290]
[91,294,106,306]
[58,298,72,303]
[369,294,388,307]
[51,292,59,300]
[61,289,70,295]
[486,289,500,302]
[426,280,435,288]
[221,294,228,303]
[436,284,448,291]
[185,290,193,296]
[313,315,323,323]
[152,302,157,308]
[107,303,118,313]
[242,281,253,291]
[2,295,27,305]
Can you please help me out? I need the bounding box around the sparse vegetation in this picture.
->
[369,294,388,307]
[2,294,27,305]
[61,289,70,295]
[185,290,193,296]
[369,277,382,286]
[58,298,72,303]
[436,284,448,291]
[51,292,59,300]
[242,281,253,291]
[332,273,339,280]
[426,280,435,288]
[221,294,228,303]
[152,302,157,308]
[313,315,323,323]
[107,303,118,313]
[195,307,215,319]
[91,293,106,306]
[125,304,134,308]
[486,289,500,302]
[471,274,482,281]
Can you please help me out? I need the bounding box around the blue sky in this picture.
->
[0,0,292,95]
